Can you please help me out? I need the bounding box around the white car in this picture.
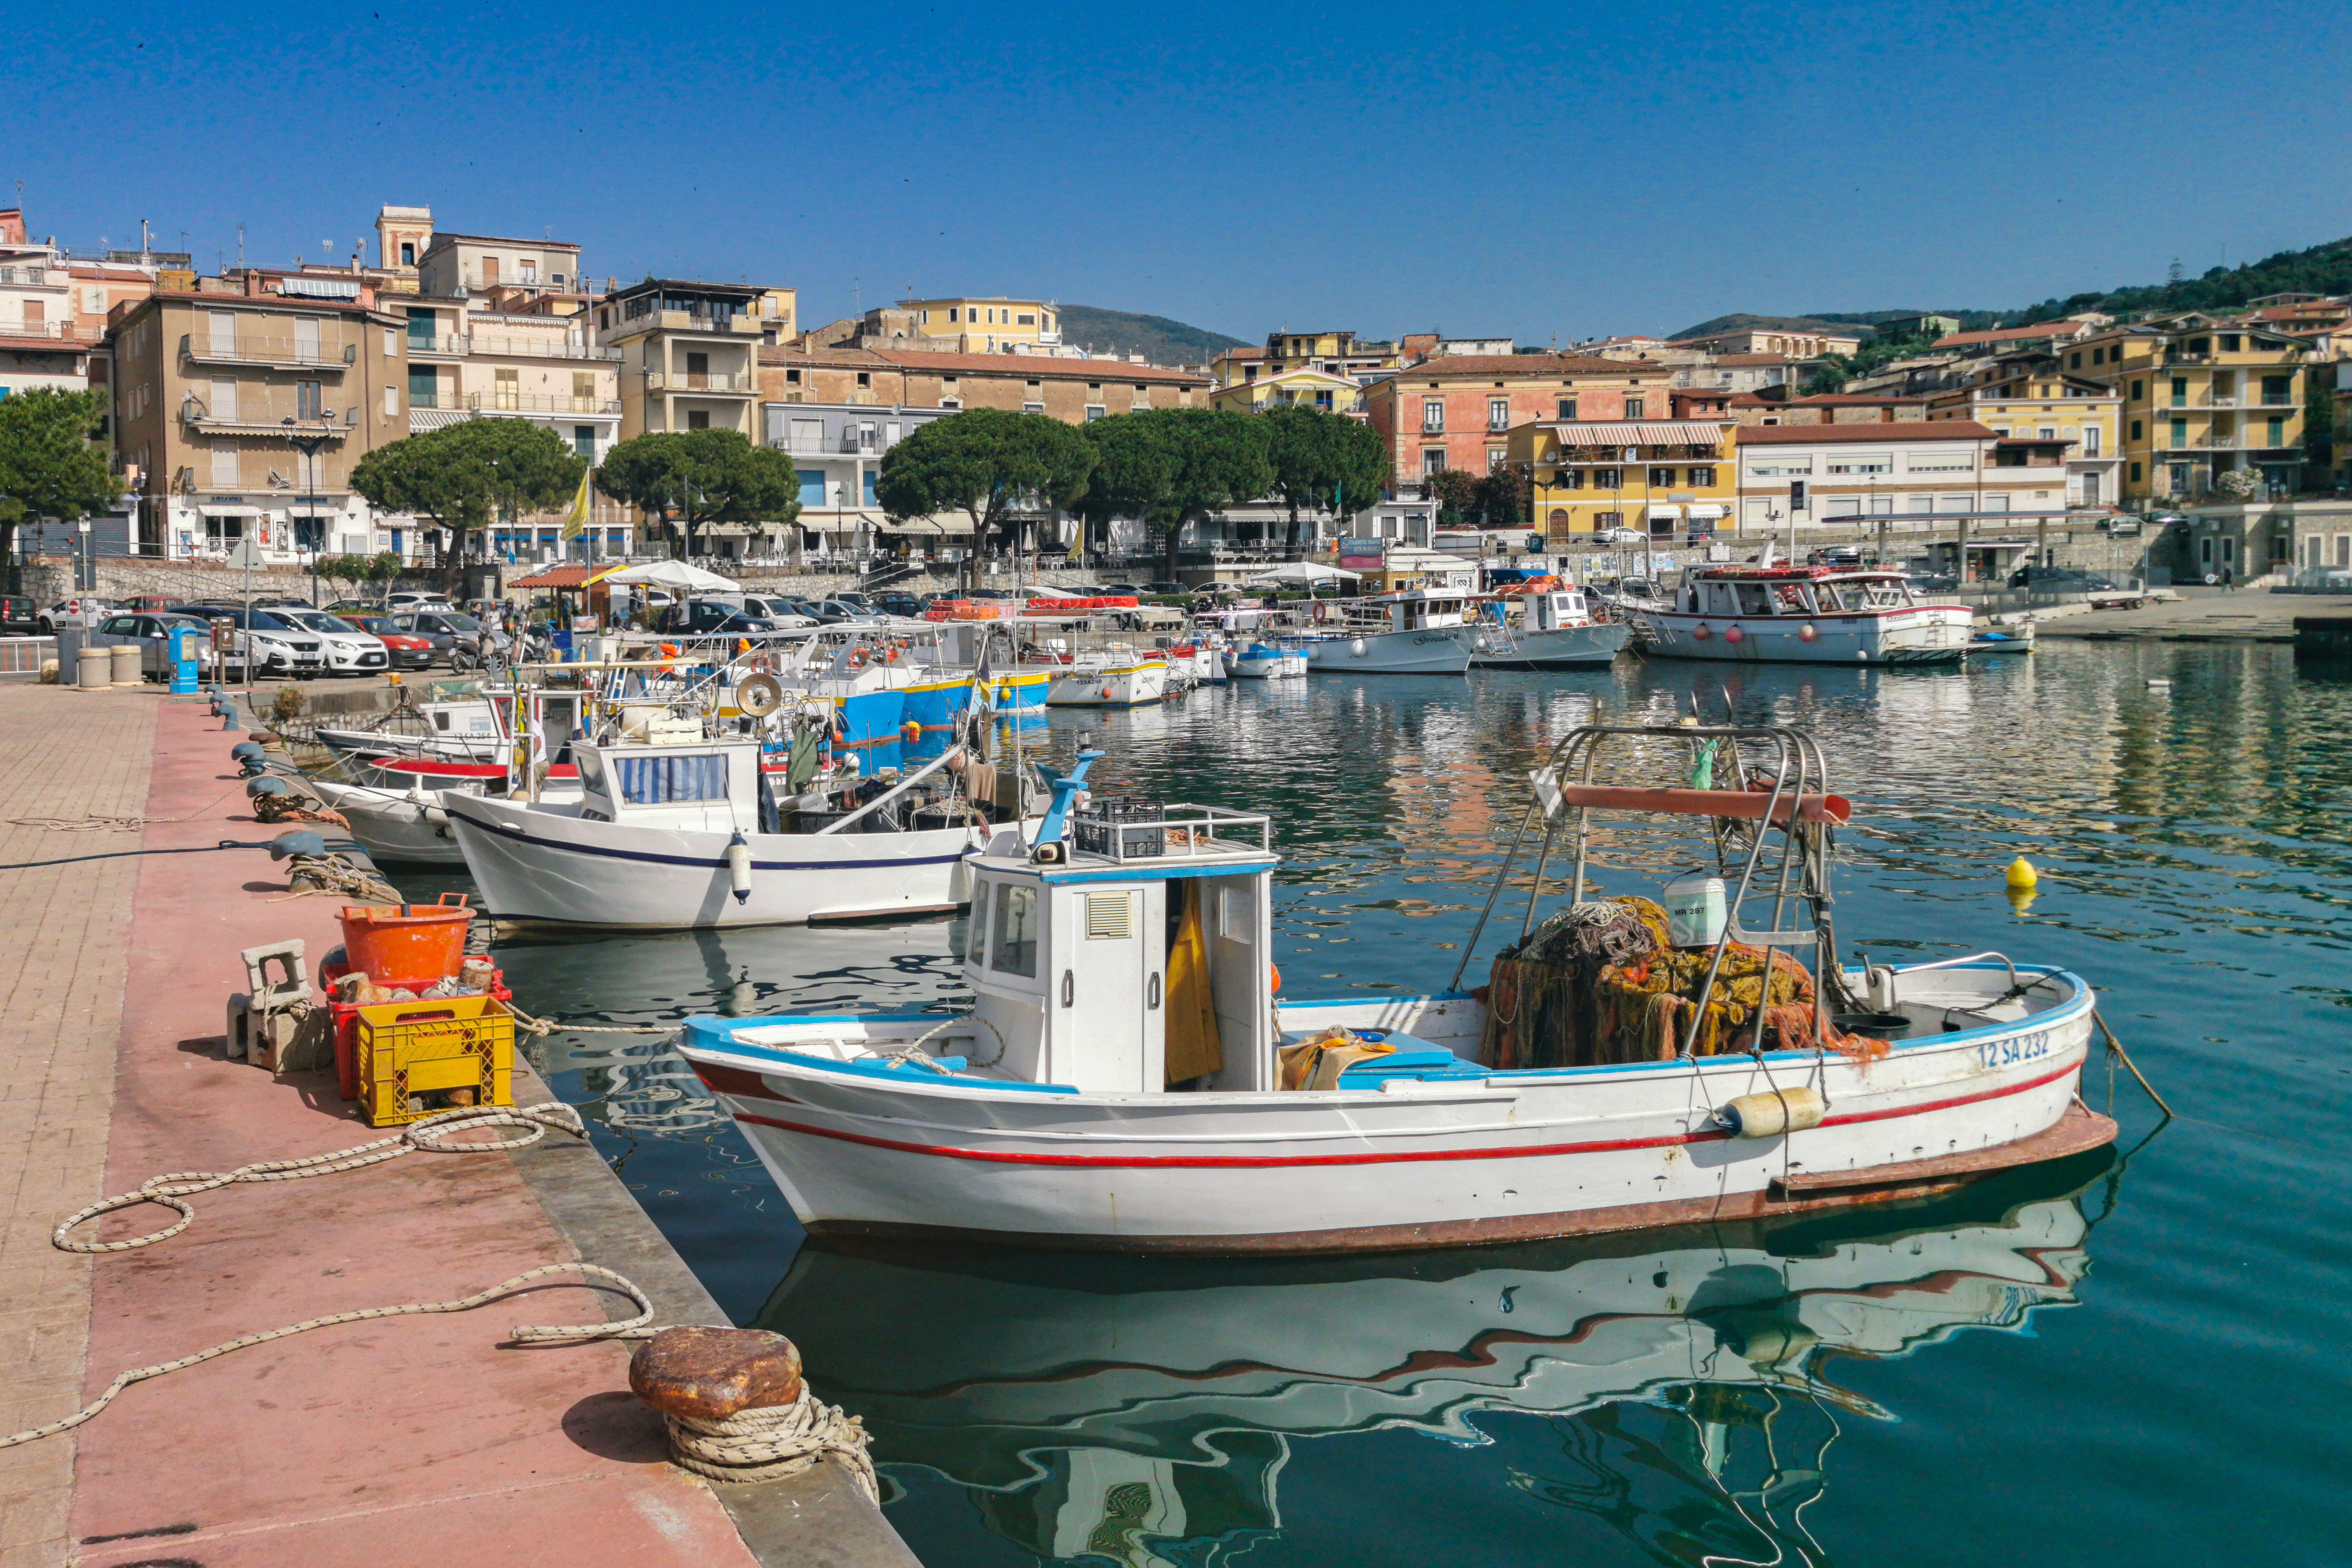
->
[37,597,115,632]
[275,608,391,674]
[172,605,326,678]
[385,592,457,612]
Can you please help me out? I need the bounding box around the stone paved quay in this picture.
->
[2032,586,2352,642]
[0,685,908,1568]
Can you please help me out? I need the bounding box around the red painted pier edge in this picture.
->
[54,695,913,1568]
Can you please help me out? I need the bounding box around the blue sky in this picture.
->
[10,1,2350,345]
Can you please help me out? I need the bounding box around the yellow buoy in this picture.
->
[2005,856,2039,890]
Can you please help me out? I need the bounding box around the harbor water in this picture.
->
[409,643,2352,1567]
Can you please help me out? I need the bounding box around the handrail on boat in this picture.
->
[1552,783,1853,824]
[1889,951,2022,994]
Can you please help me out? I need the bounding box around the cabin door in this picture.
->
[1051,884,1165,1093]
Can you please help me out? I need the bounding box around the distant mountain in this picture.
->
[1666,311,1882,341]
[1675,230,2352,344]
[1057,305,1248,368]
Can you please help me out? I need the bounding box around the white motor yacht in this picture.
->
[1305,589,1472,675]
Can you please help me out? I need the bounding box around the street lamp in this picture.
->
[286,422,329,605]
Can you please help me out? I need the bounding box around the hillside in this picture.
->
[1057,305,1248,368]
[1678,229,2352,342]
[1667,311,1883,340]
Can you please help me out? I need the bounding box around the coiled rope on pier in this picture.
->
[25,1101,878,1492]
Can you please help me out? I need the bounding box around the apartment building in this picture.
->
[2067,315,2310,503]
[1671,352,1795,395]
[107,282,410,561]
[1731,422,2069,531]
[1504,417,1738,539]
[0,209,88,396]
[595,279,793,443]
[1931,318,2102,355]
[758,346,1205,420]
[1210,329,1406,392]
[1924,354,2122,508]
[898,297,1057,354]
[760,402,955,558]
[1674,325,1861,359]
[1733,392,1935,426]
[1362,353,1677,485]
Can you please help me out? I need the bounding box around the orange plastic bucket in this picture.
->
[339,893,472,985]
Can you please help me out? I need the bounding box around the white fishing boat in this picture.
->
[1044,650,1168,708]
[1468,582,1631,669]
[1305,589,1472,675]
[680,723,2115,1253]
[1634,561,1972,665]
[1970,620,2037,656]
[315,696,507,763]
[305,763,585,867]
[445,731,1012,927]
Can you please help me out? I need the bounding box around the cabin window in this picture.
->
[990,884,1038,978]
[1771,583,1810,614]
[1829,584,1869,611]
[613,753,728,804]
[965,883,989,962]
[1734,583,1773,616]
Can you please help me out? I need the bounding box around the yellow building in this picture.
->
[1925,353,2123,508]
[899,297,1057,353]
[1210,329,1405,393]
[1507,417,1738,539]
[1206,364,1364,416]
[2068,314,2311,504]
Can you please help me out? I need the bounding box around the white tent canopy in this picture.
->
[1244,560,1361,585]
[598,560,740,592]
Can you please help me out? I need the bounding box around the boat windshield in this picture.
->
[1769,582,1812,615]
[1865,582,1909,608]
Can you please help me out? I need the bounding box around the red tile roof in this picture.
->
[1396,352,1659,378]
[508,564,597,588]
[1932,320,2088,349]
[1738,420,1996,444]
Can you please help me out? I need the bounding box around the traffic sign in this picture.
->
[226,539,268,570]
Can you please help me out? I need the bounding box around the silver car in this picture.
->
[87,612,220,680]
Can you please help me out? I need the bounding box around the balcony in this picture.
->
[616,309,764,338]
[0,319,78,342]
[180,401,353,441]
[463,270,572,294]
[466,393,623,416]
[646,370,751,393]
[468,334,621,363]
[404,334,466,359]
[182,333,356,371]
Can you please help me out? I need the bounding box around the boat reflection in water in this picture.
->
[761,1152,2113,1566]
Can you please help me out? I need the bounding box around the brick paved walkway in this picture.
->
[0,685,160,1568]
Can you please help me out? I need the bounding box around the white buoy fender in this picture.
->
[725,831,752,904]
[1721,1085,1826,1138]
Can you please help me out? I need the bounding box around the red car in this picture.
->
[345,615,437,672]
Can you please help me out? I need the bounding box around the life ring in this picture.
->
[1270,963,1281,995]
[849,647,870,669]
[884,645,901,664]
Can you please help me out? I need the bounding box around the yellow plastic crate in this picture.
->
[356,994,514,1127]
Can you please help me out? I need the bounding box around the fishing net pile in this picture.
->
[1479,896,1883,1069]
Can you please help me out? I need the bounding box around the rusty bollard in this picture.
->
[629,1326,804,1422]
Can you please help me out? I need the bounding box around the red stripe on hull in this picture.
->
[729,1058,2081,1169]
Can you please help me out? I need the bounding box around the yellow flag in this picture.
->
[561,468,592,539]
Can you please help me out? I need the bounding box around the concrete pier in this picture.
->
[0,686,913,1567]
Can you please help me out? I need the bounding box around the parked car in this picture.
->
[1141,580,1191,597]
[729,594,818,628]
[873,592,928,619]
[384,591,457,612]
[1905,571,1961,595]
[87,612,220,680]
[383,608,492,669]
[657,600,782,637]
[800,599,880,625]
[271,608,391,674]
[2008,566,2116,593]
[37,597,114,633]
[831,592,876,612]
[342,615,437,671]
[0,594,36,635]
[166,604,326,678]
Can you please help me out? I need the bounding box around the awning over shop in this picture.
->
[1686,505,1727,519]
[878,517,977,535]
[1552,422,1727,446]
[1642,505,1684,520]
[198,504,261,517]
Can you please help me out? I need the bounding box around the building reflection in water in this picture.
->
[761,1152,2114,1567]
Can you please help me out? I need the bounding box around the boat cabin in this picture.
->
[1370,589,1469,632]
[1678,568,1917,617]
[573,736,760,832]
[961,805,1281,1093]
[1520,586,1595,631]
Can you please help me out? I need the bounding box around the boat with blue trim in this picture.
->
[679,721,2115,1252]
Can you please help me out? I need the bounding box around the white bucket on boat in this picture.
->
[1662,872,1727,947]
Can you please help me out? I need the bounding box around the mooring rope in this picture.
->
[26,1100,879,1493]
[505,1002,679,1038]
[53,1103,590,1253]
